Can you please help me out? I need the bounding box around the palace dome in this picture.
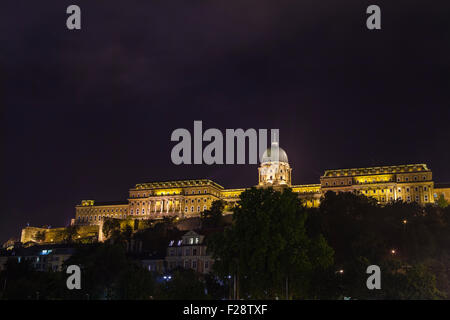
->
[261,141,289,164]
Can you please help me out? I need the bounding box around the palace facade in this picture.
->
[74,142,450,226]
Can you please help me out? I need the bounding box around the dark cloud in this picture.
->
[1,0,449,242]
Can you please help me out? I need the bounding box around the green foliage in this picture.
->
[201,200,225,228]
[315,191,449,299]
[102,219,121,239]
[155,268,208,300]
[134,220,182,256]
[436,194,449,208]
[62,225,79,244]
[0,258,67,300]
[0,243,158,300]
[384,264,445,299]
[208,187,334,299]
[113,263,156,299]
[62,243,156,299]
[204,274,229,299]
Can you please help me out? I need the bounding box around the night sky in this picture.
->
[1,1,449,243]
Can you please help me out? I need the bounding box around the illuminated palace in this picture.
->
[74,142,450,226]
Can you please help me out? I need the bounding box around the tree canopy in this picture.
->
[208,187,334,299]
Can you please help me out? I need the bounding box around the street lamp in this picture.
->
[390,249,396,255]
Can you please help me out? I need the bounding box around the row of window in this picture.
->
[397,195,429,202]
[169,237,199,247]
[169,246,202,256]
[325,175,429,186]
[131,189,214,198]
[80,204,208,220]
[79,208,127,214]
[78,214,127,222]
[184,206,208,213]
[366,195,429,202]
[130,198,209,206]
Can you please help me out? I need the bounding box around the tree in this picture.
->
[208,187,334,299]
[382,263,445,300]
[34,231,46,243]
[436,194,449,208]
[63,225,79,243]
[113,263,156,299]
[314,191,449,299]
[204,273,228,299]
[0,258,66,300]
[63,243,136,299]
[201,200,225,228]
